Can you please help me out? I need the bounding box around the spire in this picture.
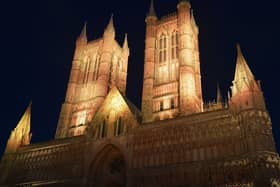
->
[76,22,87,44]
[147,0,157,17]
[190,9,199,33]
[178,0,190,6]
[15,102,31,137]
[230,44,266,110]
[5,102,32,153]
[79,22,87,38]
[217,83,222,103]
[227,91,231,101]
[233,44,255,83]
[105,14,115,33]
[104,15,115,39]
[123,33,128,49]
[179,0,190,3]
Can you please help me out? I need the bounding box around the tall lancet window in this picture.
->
[157,34,168,83]
[159,34,167,63]
[92,55,100,81]
[100,120,107,138]
[114,117,124,136]
[171,31,179,81]
[83,57,91,83]
[171,31,179,59]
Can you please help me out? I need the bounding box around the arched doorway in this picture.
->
[87,145,126,187]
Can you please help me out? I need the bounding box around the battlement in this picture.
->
[158,12,178,24]
[204,101,227,112]
[87,37,103,45]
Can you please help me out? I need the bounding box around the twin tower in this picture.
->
[142,0,202,123]
[55,0,266,138]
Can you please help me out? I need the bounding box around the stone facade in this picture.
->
[55,16,130,139]
[142,0,202,123]
[1,0,279,186]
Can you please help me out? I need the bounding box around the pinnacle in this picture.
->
[236,43,242,54]
[147,0,157,17]
[123,33,128,49]
[105,14,115,33]
[5,102,32,153]
[79,22,87,38]
[190,9,199,33]
[178,0,190,4]
[234,44,255,83]
[217,83,222,103]
[77,22,87,44]
[16,102,31,134]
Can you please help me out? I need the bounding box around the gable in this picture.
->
[86,87,141,138]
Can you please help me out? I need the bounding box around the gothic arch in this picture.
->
[87,144,126,187]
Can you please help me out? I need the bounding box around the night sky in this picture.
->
[1,0,279,156]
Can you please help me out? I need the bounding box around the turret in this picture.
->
[217,83,222,104]
[120,33,129,94]
[94,15,116,98]
[177,0,203,115]
[55,23,87,138]
[56,16,129,138]
[142,0,157,122]
[122,33,129,52]
[5,102,32,154]
[147,0,157,18]
[216,83,224,109]
[103,15,115,40]
[76,22,87,46]
[66,22,87,102]
[230,44,266,111]
[178,0,189,3]
[122,33,129,73]
[190,9,199,34]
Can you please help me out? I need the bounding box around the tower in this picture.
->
[228,45,276,165]
[1,2,280,187]
[55,17,129,138]
[142,0,203,123]
[177,0,203,115]
[5,102,32,154]
[230,44,266,111]
[142,0,157,123]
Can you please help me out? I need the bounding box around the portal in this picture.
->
[87,145,126,187]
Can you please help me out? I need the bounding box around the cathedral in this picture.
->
[1,0,280,186]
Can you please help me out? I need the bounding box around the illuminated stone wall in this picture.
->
[1,1,279,187]
[55,19,129,139]
[142,1,203,123]
[87,87,141,139]
[1,136,86,186]
[1,107,279,186]
[127,108,279,186]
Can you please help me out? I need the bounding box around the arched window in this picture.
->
[114,119,118,136]
[114,117,124,136]
[160,101,164,111]
[159,34,167,63]
[170,31,179,81]
[83,57,91,83]
[171,31,179,59]
[92,55,100,81]
[170,98,175,109]
[100,120,107,138]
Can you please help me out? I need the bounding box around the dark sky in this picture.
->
[1,0,279,156]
